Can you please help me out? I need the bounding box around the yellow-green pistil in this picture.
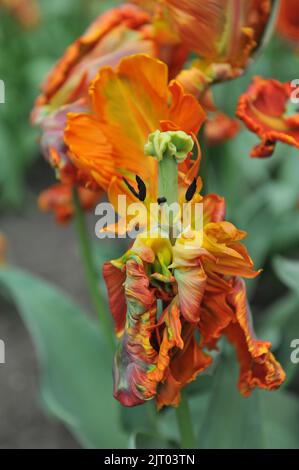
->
[145,130,194,206]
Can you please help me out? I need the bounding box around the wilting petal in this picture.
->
[38,183,102,224]
[199,287,235,347]
[102,262,127,337]
[277,0,299,44]
[224,279,286,396]
[157,333,212,410]
[237,76,299,157]
[112,257,158,406]
[148,298,184,385]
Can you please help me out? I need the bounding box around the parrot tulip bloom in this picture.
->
[64,54,205,207]
[277,0,299,44]
[103,192,285,409]
[31,5,156,221]
[32,5,155,181]
[237,76,299,158]
[133,0,275,82]
[32,5,189,222]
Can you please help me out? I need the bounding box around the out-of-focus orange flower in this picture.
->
[133,0,273,82]
[32,4,155,221]
[103,192,285,409]
[0,0,40,28]
[32,4,188,222]
[0,233,7,265]
[32,5,155,173]
[204,112,241,146]
[237,76,299,158]
[32,5,155,122]
[38,184,103,224]
[277,0,299,44]
[65,54,205,208]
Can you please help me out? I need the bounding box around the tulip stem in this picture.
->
[72,187,115,350]
[175,392,196,449]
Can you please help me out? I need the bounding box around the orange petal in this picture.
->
[112,257,158,406]
[167,80,206,135]
[38,183,102,224]
[204,112,240,146]
[203,194,226,224]
[64,113,115,190]
[173,263,207,324]
[32,5,152,115]
[102,262,127,337]
[237,77,299,158]
[203,222,261,279]
[157,334,212,410]
[277,0,299,43]
[224,279,286,396]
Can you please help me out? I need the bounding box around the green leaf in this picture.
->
[261,391,299,449]
[198,354,264,449]
[0,267,127,449]
[273,256,299,297]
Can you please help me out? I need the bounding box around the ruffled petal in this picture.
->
[237,77,299,158]
[157,333,212,410]
[65,113,115,190]
[173,262,207,324]
[102,262,127,337]
[203,222,261,279]
[224,279,286,396]
[32,5,153,116]
[112,257,158,406]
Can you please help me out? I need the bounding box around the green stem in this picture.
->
[72,187,115,350]
[175,392,196,449]
[158,157,178,206]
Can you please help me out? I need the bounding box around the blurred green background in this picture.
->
[0,0,299,449]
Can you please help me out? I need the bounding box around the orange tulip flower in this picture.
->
[64,54,205,211]
[103,192,285,409]
[237,76,299,158]
[133,0,274,82]
[32,4,188,222]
